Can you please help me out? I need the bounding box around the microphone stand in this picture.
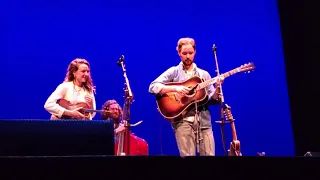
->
[212,44,228,156]
[117,55,134,155]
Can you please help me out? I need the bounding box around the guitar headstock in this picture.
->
[224,104,234,121]
[238,62,255,73]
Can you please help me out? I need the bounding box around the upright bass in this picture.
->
[114,92,148,156]
[115,55,148,156]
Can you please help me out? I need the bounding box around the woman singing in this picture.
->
[44,58,96,120]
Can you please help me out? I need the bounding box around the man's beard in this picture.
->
[183,59,193,66]
[110,114,120,121]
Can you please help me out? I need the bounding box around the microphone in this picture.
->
[117,55,124,66]
[212,44,217,53]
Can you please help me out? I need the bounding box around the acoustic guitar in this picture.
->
[155,62,255,120]
[57,99,107,119]
[224,104,242,156]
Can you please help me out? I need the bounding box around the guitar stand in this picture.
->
[215,110,229,156]
[216,116,239,156]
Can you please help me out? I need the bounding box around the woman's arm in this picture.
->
[44,83,68,118]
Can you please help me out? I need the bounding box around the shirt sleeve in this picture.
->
[149,67,176,95]
[44,83,68,118]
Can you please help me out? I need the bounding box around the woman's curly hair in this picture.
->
[64,58,96,93]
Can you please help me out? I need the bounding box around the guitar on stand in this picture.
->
[223,104,242,156]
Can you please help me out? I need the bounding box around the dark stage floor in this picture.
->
[0,155,318,179]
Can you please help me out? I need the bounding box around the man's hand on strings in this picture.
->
[175,85,191,96]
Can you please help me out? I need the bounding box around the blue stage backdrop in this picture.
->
[2,0,294,156]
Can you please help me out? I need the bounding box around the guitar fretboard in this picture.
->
[197,67,241,90]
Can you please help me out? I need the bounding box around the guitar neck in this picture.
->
[82,109,105,113]
[224,104,239,141]
[197,67,241,90]
[230,122,238,140]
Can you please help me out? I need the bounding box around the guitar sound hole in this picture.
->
[187,91,194,96]
[187,86,197,95]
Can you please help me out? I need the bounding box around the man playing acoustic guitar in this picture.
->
[149,37,223,156]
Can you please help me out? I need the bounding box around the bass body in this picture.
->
[114,132,148,156]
